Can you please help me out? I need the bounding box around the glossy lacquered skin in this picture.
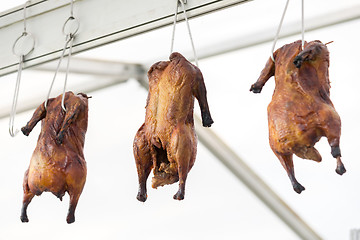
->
[134,52,213,202]
[250,40,345,193]
[20,92,89,223]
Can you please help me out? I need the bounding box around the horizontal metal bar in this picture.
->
[188,5,360,61]
[0,0,251,77]
[0,59,146,119]
[34,57,146,79]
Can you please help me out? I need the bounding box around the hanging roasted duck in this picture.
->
[250,40,345,193]
[134,52,213,201]
[20,92,90,223]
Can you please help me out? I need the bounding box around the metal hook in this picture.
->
[301,0,305,50]
[44,38,72,111]
[70,0,74,17]
[62,16,80,39]
[12,32,35,57]
[61,36,75,111]
[170,0,179,55]
[270,0,290,62]
[23,1,31,32]
[45,0,77,112]
[170,0,199,67]
[9,57,24,137]
[270,0,306,61]
[9,0,35,137]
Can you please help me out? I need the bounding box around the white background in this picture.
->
[0,0,360,239]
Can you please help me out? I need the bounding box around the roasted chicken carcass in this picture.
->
[134,52,213,201]
[250,40,345,193]
[20,92,89,223]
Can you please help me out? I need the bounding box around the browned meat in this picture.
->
[134,52,213,201]
[20,91,90,223]
[250,40,345,193]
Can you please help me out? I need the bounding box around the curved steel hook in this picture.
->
[45,0,78,112]
[44,37,73,112]
[170,0,199,67]
[9,57,24,137]
[270,0,305,61]
[9,1,34,137]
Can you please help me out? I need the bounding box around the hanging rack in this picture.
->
[9,0,35,137]
[45,0,79,112]
[170,0,199,67]
[270,0,305,62]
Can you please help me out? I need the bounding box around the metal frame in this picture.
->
[0,0,251,76]
[182,5,360,62]
[2,1,359,239]
[0,58,146,119]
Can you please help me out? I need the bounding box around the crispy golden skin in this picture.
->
[20,91,89,223]
[250,40,345,193]
[134,52,213,201]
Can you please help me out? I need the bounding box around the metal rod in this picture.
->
[9,56,24,137]
[179,0,199,67]
[271,0,290,61]
[0,0,254,77]
[23,1,31,33]
[45,39,70,109]
[301,0,305,49]
[170,0,179,55]
[61,37,75,111]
